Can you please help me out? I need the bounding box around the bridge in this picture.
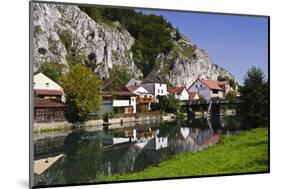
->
[181,98,242,117]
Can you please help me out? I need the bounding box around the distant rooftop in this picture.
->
[142,69,166,84]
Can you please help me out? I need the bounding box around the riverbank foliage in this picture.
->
[239,67,268,128]
[97,127,268,182]
[61,64,102,122]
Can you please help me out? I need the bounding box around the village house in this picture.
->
[101,79,137,115]
[126,85,156,112]
[140,70,168,98]
[34,72,65,102]
[33,73,66,122]
[101,90,137,115]
[168,87,189,101]
[187,78,229,100]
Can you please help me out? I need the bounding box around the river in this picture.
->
[33,116,243,186]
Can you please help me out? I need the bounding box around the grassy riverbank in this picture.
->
[97,127,268,182]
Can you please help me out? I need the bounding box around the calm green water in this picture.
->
[34,116,242,186]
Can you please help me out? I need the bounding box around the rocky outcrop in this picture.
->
[33,3,235,87]
[33,3,141,78]
[157,33,235,88]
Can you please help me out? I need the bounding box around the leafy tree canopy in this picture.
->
[39,62,64,83]
[61,64,102,122]
[239,67,268,128]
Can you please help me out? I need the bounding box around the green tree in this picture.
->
[61,64,102,122]
[39,62,64,83]
[151,95,180,113]
[239,67,268,128]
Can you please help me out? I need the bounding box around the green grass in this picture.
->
[97,127,268,182]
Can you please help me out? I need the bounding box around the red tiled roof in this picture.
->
[34,98,65,108]
[168,87,185,94]
[217,81,230,85]
[34,89,63,96]
[199,79,223,90]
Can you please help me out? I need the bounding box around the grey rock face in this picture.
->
[33,3,141,78]
[33,3,234,86]
[157,37,235,87]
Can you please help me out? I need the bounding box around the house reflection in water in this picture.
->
[34,118,227,185]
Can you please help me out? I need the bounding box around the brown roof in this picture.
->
[188,92,199,99]
[168,87,185,94]
[34,98,65,108]
[34,89,63,96]
[199,79,223,90]
[102,91,137,97]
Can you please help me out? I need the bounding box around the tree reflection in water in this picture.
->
[63,130,102,183]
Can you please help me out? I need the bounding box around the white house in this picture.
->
[141,70,167,98]
[187,78,224,100]
[33,72,65,102]
[168,87,189,101]
[102,91,137,114]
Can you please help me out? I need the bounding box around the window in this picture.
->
[158,89,160,93]
[161,89,163,94]
[195,84,198,88]
[200,84,202,88]
[33,82,35,86]
[213,89,218,94]
[45,83,49,87]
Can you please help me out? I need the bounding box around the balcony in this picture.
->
[136,97,156,104]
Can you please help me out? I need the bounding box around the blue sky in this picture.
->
[140,9,268,84]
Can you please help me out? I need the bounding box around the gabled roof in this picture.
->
[199,79,223,90]
[126,78,142,87]
[168,87,185,94]
[142,69,166,84]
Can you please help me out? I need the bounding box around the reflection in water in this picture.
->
[34,116,241,186]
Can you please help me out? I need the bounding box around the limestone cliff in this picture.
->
[33,3,235,87]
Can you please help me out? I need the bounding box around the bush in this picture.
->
[103,112,116,122]
[61,64,102,122]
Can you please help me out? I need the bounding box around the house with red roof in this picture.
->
[167,87,189,101]
[187,78,229,100]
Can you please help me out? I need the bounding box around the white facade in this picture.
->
[173,88,189,101]
[34,73,63,91]
[130,86,153,98]
[111,97,136,114]
[188,80,211,100]
[142,83,167,97]
[113,100,130,107]
[34,72,65,102]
